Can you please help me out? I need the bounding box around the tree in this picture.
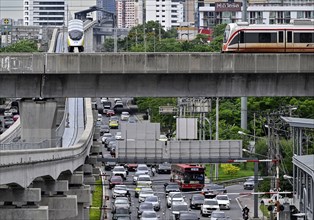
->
[0,39,39,52]
[221,164,240,176]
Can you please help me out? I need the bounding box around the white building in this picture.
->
[23,0,66,26]
[145,0,184,30]
[116,0,137,28]
[199,1,314,28]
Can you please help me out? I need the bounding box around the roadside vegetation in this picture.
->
[0,39,39,52]
[90,179,103,220]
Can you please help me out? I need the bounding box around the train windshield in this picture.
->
[69,30,83,40]
[223,25,230,43]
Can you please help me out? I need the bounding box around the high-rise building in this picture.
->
[116,0,137,28]
[145,0,184,30]
[23,0,66,26]
[97,0,116,20]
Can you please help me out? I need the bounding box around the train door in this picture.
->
[278,31,285,52]
[286,30,294,52]
[237,31,245,52]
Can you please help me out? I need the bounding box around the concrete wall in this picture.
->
[0,53,313,97]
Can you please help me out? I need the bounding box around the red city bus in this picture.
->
[170,164,205,191]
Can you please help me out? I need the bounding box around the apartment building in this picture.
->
[23,0,66,26]
[116,0,137,28]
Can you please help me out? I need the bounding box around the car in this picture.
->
[133,170,150,184]
[136,164,150,174]
[215,195,231,210]
[210,210,227,220]
[202,184,227,198]
[110,115,119,121]
[156,162,171,174]
[144,195,161,211]
[104,136,116,148]
[159,134,168,141]
[137,174,152,187]
[108,140,117,152]
[177,211,200,220]
[97,113,102,122]
[100,125,110,136]
[114,98,122,103]
[126,164,138,172]
[170,201,189,220]
[109,120,119,129]
[115,131,122,140]
[243,176,263,190]
[114,103,123,110]
[137,202,154,218]
[120,111,130,121]
[190,194,205,209]
[112,166,128,179]
[128,117,136,123]
[165,183,180,195]
[112,197,130,212]
[140,210,159,220]
[243,179,254,190]
[100,97,108,104]
[200,199,220,217]
[135,186,152,198]
[104,161,116,171]
[4,110,13,117]
[112,185,130,198]
[167,192,185,208]
[112,205,131,220]
[4,118,14,128]
[106,109,115,117]
[109,176,123,189]
[138,188,155,203]
[101,133,112,144]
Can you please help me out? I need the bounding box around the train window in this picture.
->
[294,33,313,43]
[279,31,283,43]
[240,31,244,43]
[287,31,292,43]
[229,34,239,45]
[259,33,271,43]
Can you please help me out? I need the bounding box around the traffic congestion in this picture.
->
[97,98,246,220]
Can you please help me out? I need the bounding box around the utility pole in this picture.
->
[215,98,219,180]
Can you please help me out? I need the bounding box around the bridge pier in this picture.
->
[33,179,78,220]
[19,100,58,146]
[0,188,48,220]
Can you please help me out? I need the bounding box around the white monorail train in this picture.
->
[222,19,314,53]
[68,19,84,52]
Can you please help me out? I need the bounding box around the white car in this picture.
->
[139,188,155,203]
[144,195,161,211]
[216,195,231,210]
[136,164,150,174]
[120,111,130,121]
[112,166,127,180]
[167,192,185,208]
[115,131,122,140]
[112,197,130,212]
[112,185,130,198]
[137,174,152,186]
[133,170,150,184]
[201,199,220,217]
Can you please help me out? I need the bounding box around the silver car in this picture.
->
[144,195,160,211]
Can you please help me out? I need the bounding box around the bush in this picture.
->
[221,164,240,176]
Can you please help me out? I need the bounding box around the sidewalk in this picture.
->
[237,195,267,220]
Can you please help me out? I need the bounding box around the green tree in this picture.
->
[0,39,39,52]
[221,164,240,176]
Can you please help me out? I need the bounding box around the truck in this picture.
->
[261,194,293,206]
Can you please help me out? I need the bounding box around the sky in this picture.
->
[0,0,23,20]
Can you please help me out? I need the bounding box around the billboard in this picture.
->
[176,118,198,140]
[215,2,242,12]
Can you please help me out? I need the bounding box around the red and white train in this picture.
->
[222,19,314,53]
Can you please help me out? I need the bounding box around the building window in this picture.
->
[171,15,177,18]
[171,20,177,23]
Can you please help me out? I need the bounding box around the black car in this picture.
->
[100,125,110,136]
[201,183,227,198]
[164,183,180,195]
[189,194,205,209]
[137,202,154,218]
[112,206,131,220]
[156,162,171,174]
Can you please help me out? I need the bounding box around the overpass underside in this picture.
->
[0,53,313,97]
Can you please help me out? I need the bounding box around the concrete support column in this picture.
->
[77,164,96,192]
[33,179,78,220]
[19,100,58,146]
[0,188,48,220]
